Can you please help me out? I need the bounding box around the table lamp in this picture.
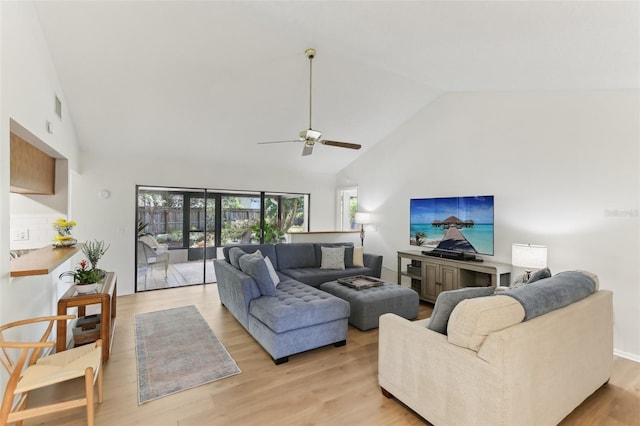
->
[511,243,548,282]
[354,212,371,247]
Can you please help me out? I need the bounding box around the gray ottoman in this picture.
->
[319,281,419,330]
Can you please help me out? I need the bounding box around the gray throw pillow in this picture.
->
[228,247,246,269]
[239,252,276,296]
[320,246,345,270]
[427,286,496,335]
[315,244,354,268]
[528,267,552,283]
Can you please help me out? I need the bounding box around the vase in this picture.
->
[53,238,77,248]
[75,283,98,294]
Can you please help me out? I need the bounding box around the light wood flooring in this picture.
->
[25,283,640,425]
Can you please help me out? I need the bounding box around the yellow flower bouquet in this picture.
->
[52,218,78,247]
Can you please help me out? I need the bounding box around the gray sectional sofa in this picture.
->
[213,242,383,364]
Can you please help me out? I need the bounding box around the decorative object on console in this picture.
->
[511,243,548,282]
[82,239,110,278]
[355,212,371,246]
[59,259,102,293]
[52,217,77,247]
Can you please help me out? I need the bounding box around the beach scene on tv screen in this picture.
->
[410,195,494,255]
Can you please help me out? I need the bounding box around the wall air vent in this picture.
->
[54,95,62,119]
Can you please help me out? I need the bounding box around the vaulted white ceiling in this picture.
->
[34,1,639,174]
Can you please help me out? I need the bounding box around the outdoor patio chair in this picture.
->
[137,240,169,279]
[139,235,169,253]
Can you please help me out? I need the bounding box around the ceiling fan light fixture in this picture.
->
[300,129,322,141]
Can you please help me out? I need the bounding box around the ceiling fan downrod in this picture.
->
[305,48,316,131]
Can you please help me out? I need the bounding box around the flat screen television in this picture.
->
[410,195,494,256]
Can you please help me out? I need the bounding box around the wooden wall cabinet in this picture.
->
[10,132,55,194]
[398,250,512,303]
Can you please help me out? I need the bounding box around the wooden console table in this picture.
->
[397,250,512,303]
[57,272,117,361]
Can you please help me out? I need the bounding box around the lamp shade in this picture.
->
[512,244,547,269]
[354,212,371,225]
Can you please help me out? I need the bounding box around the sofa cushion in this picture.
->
[447,295,525,351]
[320,246,346,270]
[239,252,276,296]
[427,286,496,334]
[249,280,350,333]
[275,243,317,269]
[228,247,246,268]
[280,267,374,287]
[527,267,552,283]
[314,243,354,268]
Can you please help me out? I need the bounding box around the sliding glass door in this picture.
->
[221,194,260,245]
[136,186,309,292]
[187,194,216,261]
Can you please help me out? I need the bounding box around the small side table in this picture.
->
[57,272,117,362]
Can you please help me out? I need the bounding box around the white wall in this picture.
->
[70,152,337,296]
[337,90,640,360]
[1,3,81,312]
[0,1,82,390]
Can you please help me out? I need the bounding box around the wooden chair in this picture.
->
[0,315,103,426]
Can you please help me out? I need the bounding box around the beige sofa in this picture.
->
[378,287,613,425]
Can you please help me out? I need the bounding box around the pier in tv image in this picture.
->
[410,195,494,256]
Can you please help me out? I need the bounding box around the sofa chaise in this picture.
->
[379,270,613,425]
[214,242,383,364]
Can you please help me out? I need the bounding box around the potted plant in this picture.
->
[59,259,102,294]
[137,220,150,238]
[82,239,110,278]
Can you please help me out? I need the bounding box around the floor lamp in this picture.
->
[354,212,371,247]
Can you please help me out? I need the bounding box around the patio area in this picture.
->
[137,260,216,291]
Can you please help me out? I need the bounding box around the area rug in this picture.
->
[135,305,240,404]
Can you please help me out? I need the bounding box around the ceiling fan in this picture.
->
[259,48,362,156]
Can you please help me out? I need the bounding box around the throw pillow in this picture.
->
[314,244,354,268]
[527,267,552,283]
[228,247,246,268]
[245,249,263,259]
[447,295,525,351]
[353,246,364,267]
[264,256,280,288]
[320,246,345,270]
[239,252,276,296]
[427,286,496,335]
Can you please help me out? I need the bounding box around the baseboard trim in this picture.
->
[614,348,640,363]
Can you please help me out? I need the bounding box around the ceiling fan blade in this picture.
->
[320,140,362,150]
[302,144,314,156]
[258,140,300,145]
